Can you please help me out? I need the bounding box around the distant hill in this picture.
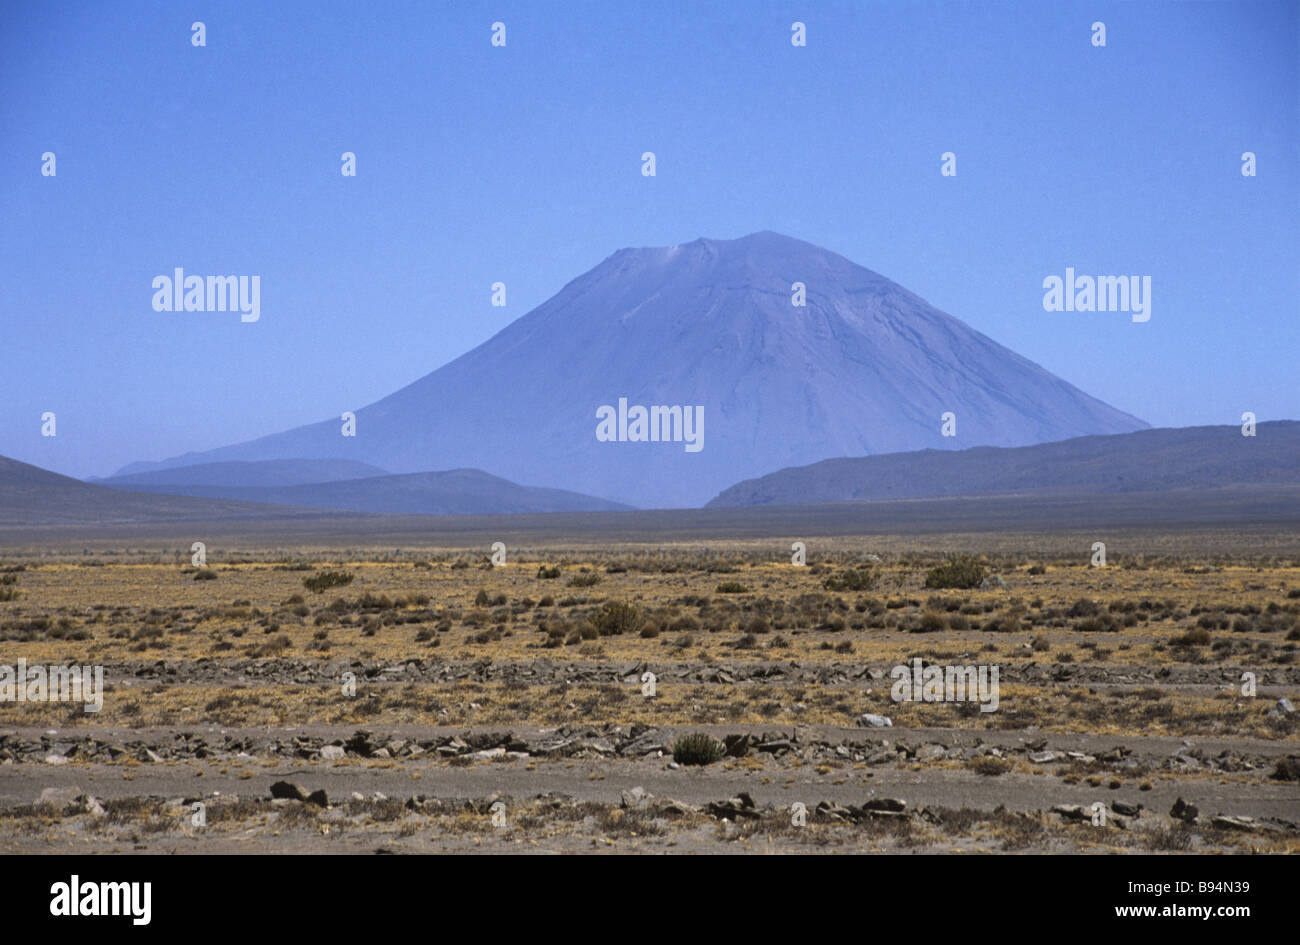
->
[111,231,1146,508]
[0,455,326,526]
[98,458,389,488]
[3,455,629,524]
[707,422,1300,507]
[101,467,632,515]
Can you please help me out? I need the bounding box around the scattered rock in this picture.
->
[1269,756,1299,782]
[1051,804,1090,822]
[723,733,752,757]
[36,786,81,810]
[814,801,854,822]
[1211,815,1257,832]
[859,713,893,728]
[620,787,648,810]
[707,793,760,820]
[650,798,693,818]
[269,781,308,802]
[1170,797,1199,823]
[319,745,345,761]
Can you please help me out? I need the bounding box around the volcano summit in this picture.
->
[116,232,1147,508]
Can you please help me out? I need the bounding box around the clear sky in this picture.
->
[2,0,1296,479]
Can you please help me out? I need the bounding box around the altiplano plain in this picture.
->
[1,514,1296,854]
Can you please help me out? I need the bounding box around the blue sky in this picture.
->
[2,0,1296,479]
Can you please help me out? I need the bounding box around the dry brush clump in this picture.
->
[923,556,988,590]
[302,570,355,593]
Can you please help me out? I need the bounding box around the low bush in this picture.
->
[672,732,724,766]
[924,556,987,590]
[302,570,354,593]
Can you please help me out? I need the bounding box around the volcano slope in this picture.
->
[0,521,1296,854]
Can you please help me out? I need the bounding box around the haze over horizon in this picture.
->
[2,1,1296,482]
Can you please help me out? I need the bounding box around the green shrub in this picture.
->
[715,581,749,594]
[822,568,877,592]
[568,573,601,587]
[537,565,562,580]
[589,601,642,636]
[302,570,354,593]
[193,569,219,582]
[672,732,724,766]
[924,556,987,590]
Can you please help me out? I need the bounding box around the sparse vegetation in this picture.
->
[822,568,877,592]
[672,732,725,766]
[924,556,987,589]
[302,570,355,593]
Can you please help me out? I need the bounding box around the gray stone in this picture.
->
[1051,804,1090,822]
[319,745,345,761]
[269,781,307,802]
[36,786,81,809]
[620,787,648,809]
[651,798,692,817]
[859,713,893,728]
[1170,797,1199,823]
[1211,815,1257,832]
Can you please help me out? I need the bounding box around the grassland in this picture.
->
[1,527,1297,854]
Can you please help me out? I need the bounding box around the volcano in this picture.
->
[115,232,1147,508]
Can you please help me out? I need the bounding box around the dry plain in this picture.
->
[1,505,1297,854]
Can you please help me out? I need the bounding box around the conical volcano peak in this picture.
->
[623,231,852,268]
[118,233,1148,507]
[596,231,883,312]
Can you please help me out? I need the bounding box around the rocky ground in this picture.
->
[1,550,1297,853]
[3,720,1296,853]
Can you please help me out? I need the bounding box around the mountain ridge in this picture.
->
[101,466,631,515]
[707,422,1299,507]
